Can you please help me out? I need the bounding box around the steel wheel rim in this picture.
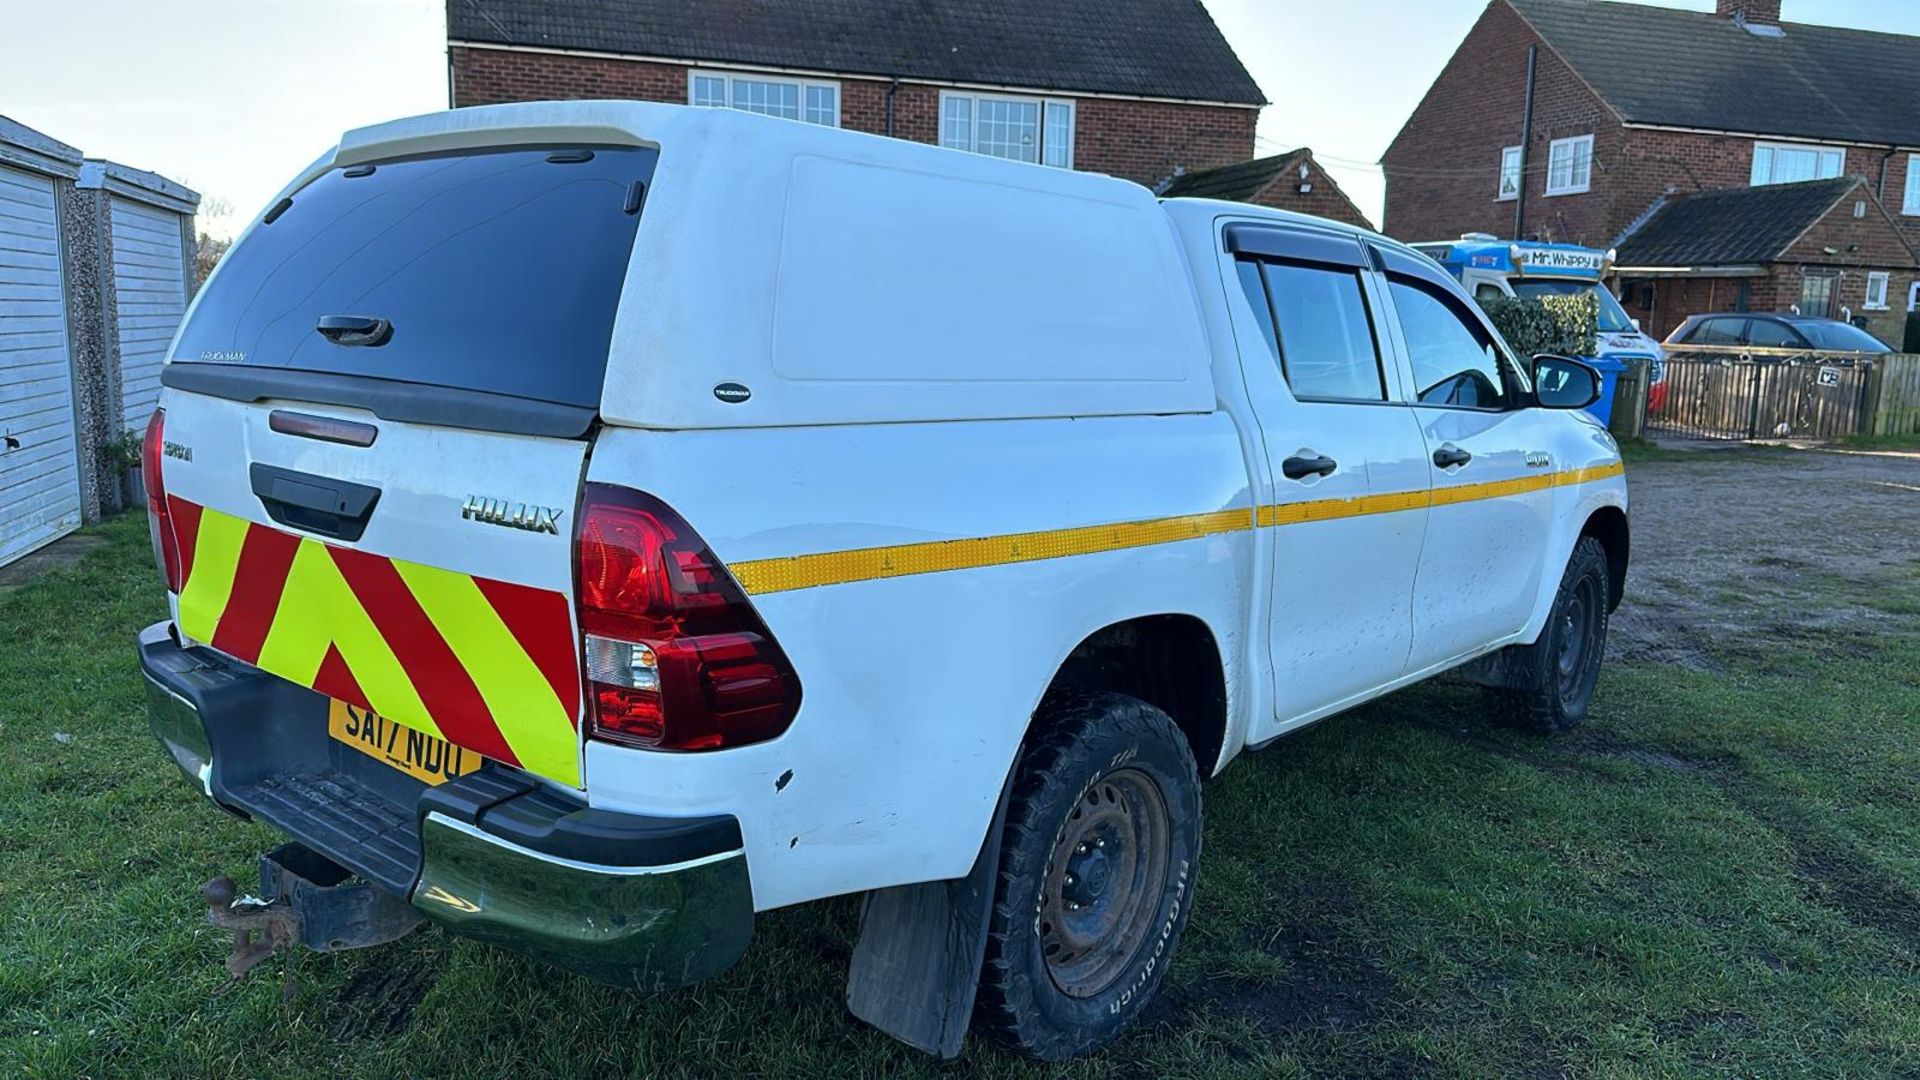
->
[1558,575,1600,697]
[1039,767,1171,998]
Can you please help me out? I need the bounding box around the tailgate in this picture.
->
[161,392,587,785]
[146,140,659,789]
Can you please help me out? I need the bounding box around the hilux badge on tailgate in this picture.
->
[462,495,563,534]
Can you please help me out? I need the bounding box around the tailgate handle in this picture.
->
[249,463,382,542]
[315,315,392,348]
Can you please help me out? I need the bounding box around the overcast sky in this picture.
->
[6,0,1915,237]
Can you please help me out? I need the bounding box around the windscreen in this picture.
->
[172,144,657,407]
[1510,280,1634,334]
[1797,320,1891,353]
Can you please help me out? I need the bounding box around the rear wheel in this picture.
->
[977,692,1200,1060]
[1487,535,1611,733]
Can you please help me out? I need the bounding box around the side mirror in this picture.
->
[1532,354,1602,409]
[1630,317,1642,332]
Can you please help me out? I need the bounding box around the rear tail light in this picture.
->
[575,484,801,751]
[143,408,184,592]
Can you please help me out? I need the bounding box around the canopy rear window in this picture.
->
[172,145,656,408]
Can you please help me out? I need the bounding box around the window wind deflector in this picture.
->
[1224,224,1368,269]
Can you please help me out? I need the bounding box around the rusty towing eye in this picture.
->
[201,843,425,999]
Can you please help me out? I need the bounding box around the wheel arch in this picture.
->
[1579,505,1630,612]
[1036,613,1230,776]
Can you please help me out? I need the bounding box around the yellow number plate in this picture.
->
[327,699,485,786]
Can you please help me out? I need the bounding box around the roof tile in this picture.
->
[1508,0,1920,147]
[1614,177,1857,267]
[449,0,1267,105]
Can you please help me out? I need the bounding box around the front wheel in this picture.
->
[1487,535,1612,733]
[976,692,1201,1060]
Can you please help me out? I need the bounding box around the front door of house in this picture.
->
[1798,271,1838,319]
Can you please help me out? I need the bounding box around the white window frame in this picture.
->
[1544,135,1593,197]
[937,90,1075,168]
[1497,145,1522,201]
[1864,271,1890,311]
[687,69,841,127]
[1749,140,1847,187]
[1904,153,1920,216]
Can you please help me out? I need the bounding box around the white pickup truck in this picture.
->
[136,102,1627,1060]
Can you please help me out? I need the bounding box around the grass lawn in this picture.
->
[4,509,1919,1078]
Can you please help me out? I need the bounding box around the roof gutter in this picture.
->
[1619,121,1920,154]
[448,40,1266,110]
[1613,264,1769,278]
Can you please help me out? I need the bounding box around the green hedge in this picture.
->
[1478,291,1598,358]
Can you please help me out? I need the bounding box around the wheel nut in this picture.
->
[1075,843,1089,855]
[1095,838,1106,849]
[1064,872,1077,887]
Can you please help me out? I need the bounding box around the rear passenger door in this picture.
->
[1224,225,1431,729]
[1372,248,1556,673]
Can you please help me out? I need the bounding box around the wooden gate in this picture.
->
[1647,349,1879,441]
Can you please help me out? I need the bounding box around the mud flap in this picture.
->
[846,769,1015,1058]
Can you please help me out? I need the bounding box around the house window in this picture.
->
[1904,154,1920,215]
[1750,141,1845,186]
[939,91,1074,168]
[1544,135,1593,196]
[689,70,839,127]
[1865,271,1890,311]
[1497,146,1522,201]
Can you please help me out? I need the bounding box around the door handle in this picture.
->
[1281,454,1338,480]
[1433,446,1472,469]
[316,314,393,348]
[249,463,382,542]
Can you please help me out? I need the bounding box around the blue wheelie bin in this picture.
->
[1582,355,1625,426]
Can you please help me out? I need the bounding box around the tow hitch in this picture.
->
[201,843,424,996]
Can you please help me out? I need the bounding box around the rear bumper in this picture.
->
[136,620,754,989]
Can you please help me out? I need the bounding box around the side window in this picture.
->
[1236,259,1386,401]
[1746,319,1797,348]
[1234,260,1281,362]
[1694,317,1748,345]
[1387,278,1512,409]
[1474,283,1506,303]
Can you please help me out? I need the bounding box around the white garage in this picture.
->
[0,122,199,570]
[0,121,85,567]
[79,161,196,434]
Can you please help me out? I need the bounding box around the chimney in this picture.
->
[1716,0,1782,27]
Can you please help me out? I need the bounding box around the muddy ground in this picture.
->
[1613,444,1920,671]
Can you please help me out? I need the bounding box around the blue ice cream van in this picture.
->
[1411,235,1667,422]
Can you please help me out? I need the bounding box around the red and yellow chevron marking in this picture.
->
[169,498,583,786]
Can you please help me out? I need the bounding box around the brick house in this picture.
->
[1158,148,1374,230]
[445,0,1266,191]
[1381,0,1920,343]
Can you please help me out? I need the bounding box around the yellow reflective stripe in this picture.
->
[1555,461,1627,486]
[729,507,1254,596]
[393,560,580,787]
[731,461,1624,595]
[254,540,443,740]
[176,508,249,642]
[1260,488,1432,527]
[1429,472,1555,507]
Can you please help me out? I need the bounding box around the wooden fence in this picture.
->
[1646,347,1920,442]
[1869,353,1920,437]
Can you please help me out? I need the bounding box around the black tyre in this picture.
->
[1487,535,1611,733]
[977,692,1201,1060]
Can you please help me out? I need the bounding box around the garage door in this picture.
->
[110,197,186,430]
[0,163,83,566]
